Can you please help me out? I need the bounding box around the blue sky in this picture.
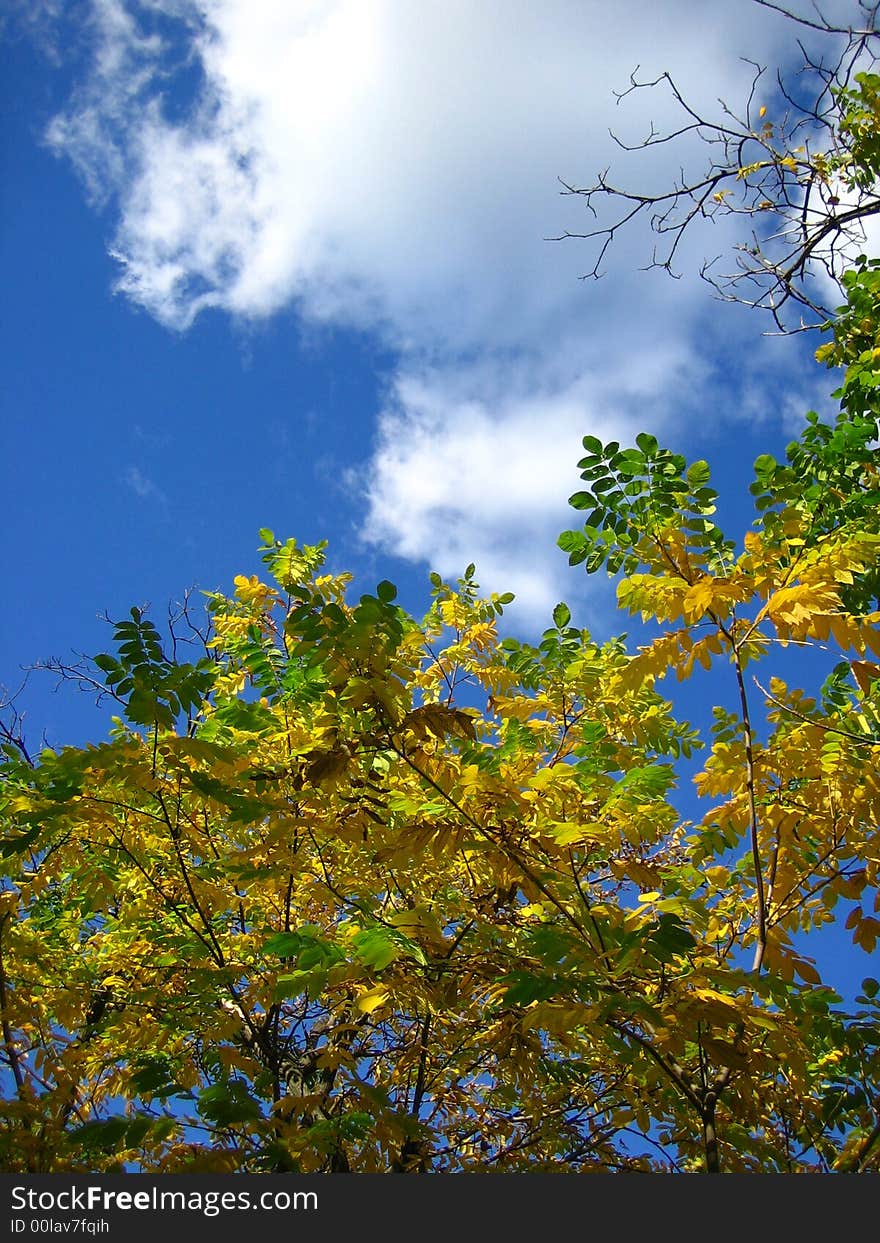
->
[0,2,859,741]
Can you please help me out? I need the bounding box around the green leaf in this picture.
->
[553,602,572,629]
[197,1081,262,1127]
[753,453,778,481]
[261,932,303,958]
[130,1059,185,1100]
[274,968,328,1000]
[0,825,43,858]
[67,1117,131,1152]
[686,459,711,488]
[376,579,398,603]
[124,1115,156,1148]
[498,971,559,1006]
[558,530,587,553]
[646,914,697,961]
[352,926,398,972]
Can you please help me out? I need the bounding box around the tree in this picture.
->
[551,47,880,1160]
[0,537,698,1172]
[557,389,880,1172]
[2,404,879,1172]
[553,0,880,331]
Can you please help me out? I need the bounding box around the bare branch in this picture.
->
[0,681,37,768]
[754,0,880,38]
[554,0,880,332]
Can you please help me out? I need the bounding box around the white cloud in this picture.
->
[123,464,164,501]
[41,0,820,620]
[44,0,167,202]
[363,333,706,619]
[45,1,788,336]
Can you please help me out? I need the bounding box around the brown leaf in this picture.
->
[304,746,351,788]
[403,704,476,742]
[851,660,880,695]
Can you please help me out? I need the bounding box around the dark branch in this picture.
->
[553,0,880,332]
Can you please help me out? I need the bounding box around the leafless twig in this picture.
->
[552,1,880,332]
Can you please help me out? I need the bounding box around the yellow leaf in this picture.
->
[692,987,742,1014]
[355,985,390,1015]
[759,105,767,117]
[749,1011,779,1031]
[682,578,717,622]
[624,860,663,891]
[387,906,445,942]
[704,866,729,887]
[548,821,597,847]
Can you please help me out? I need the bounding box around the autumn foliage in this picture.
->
[2,63,880,1176]
[2,366,879,1173]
